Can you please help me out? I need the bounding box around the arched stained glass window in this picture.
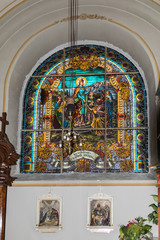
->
[21,45,148,174]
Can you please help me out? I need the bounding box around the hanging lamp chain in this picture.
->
[69,0,78,60]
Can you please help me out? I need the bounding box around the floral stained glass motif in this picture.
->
[21,45,148,173]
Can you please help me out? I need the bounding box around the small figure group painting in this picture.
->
[90,199,111,226]
[39,200,59,227]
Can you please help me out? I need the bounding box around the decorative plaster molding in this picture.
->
[2,14,159,114]
[12,182,156,187]
[2,13,109,112]
[60,13,107,22]
[108,18,160,82]
[0,0,159,21]
[0,0,18,14]
[0,0,27,20]
[149,0,160,7]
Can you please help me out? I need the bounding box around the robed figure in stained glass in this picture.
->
[73,77,90,126]
[106,90,113,128]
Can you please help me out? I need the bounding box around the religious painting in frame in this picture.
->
[87,193,114,233]
[36,193,62,233]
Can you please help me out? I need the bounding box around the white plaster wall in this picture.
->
[0,1,159,240]
[6,185,158,240]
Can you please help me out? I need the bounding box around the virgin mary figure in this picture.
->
[72,77,89,126]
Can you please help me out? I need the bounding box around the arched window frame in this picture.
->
[21,44,148,174]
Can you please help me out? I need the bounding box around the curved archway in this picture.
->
[21,44,148,174]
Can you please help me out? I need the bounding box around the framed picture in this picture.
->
[87,193,114,233]
[36,193,62,233]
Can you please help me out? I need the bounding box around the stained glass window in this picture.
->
[21,45,148,174]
